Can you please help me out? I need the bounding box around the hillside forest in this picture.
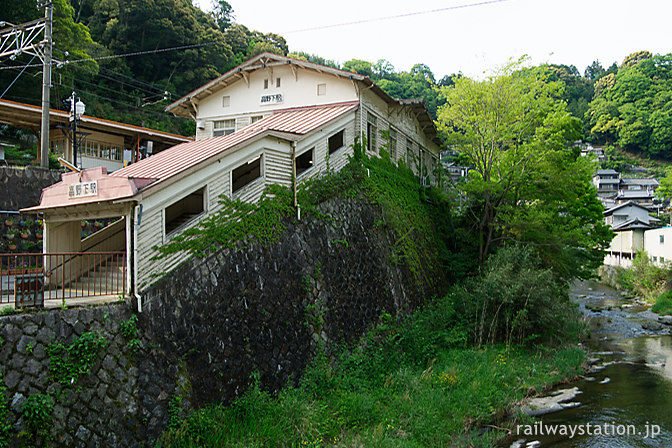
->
[1,1,671,161]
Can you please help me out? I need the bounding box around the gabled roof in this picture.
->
[603,201,650,216]
[612,217,655,231]
[595,169,619,176]
[111,101,359,196]
[165,52,441,145]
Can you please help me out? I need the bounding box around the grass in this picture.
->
[652,291,672,316]
[155,293,586,448]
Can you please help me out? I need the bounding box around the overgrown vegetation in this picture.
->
[19,393,54,446]
[155,139,452,290]
[156,262,586,448]
[46,330,108,386]
[612,252,672,302]
[0,374,12,448]
[652,291,672,316]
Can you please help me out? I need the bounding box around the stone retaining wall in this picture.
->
[0,195,443,446]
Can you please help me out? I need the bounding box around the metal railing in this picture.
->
[0,251,127,308]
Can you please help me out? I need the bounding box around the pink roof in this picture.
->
[112,101,359,188]
[24,101,358,213]
[21,167,154,213]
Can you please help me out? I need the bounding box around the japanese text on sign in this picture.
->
[68,180,98,199]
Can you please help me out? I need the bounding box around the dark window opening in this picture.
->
[328,130,344,155]
[367,122,377,153]
[296,148,314,175]
[165,187,205,234]
[232,156,262,193]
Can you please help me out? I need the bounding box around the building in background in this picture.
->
[0,99,191,172]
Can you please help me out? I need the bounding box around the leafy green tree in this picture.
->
[437,60,612,276]
[210,0,234,31]
[587,52,672,157]
[342,59,374,77]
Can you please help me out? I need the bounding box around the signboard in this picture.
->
[68,180,98,199]
[15,273,44,309]
[260,93,283,105]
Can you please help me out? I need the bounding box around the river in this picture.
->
[506,280,672,447]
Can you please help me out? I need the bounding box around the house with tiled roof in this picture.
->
[602,201,661,267]
[21,53,443,304]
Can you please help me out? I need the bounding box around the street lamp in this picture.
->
[69,91,85,168]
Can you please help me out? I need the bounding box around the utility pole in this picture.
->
[40,2,53,169]
[0,2,59,169]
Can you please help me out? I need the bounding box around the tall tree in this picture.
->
[437,60,612,276]
[587,52,672,157]
[210,0,234,31]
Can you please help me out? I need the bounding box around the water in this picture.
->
[508,280,672,447]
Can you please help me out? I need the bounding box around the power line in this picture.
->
[51,79,188,122]
[0,0,511,72]
[0,40,228,71]
[279,0,512,34]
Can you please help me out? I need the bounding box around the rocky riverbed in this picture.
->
[505,280,672,448]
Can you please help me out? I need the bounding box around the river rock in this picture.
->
[522,387,582,416]
[658,316,672,326]
[641,320,666,332]
[599,377,611,384]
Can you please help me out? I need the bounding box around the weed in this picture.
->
[46,331,108,387]
[19,393,54,445]
[0,374,12,447]
[0,306,16,317]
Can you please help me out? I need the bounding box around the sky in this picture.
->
[195,0,672,79]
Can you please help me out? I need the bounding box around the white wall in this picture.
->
[197,65,358,129]
[644,227,672,265]
[136,111,358,290]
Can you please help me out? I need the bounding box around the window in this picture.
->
[50,138,67,157]
[79,139,122,161]
[389,129,397,160]
[264,79,269,89]
[276,77,281,88]
[213,119,236,137]
[653,256,658,262]
[662,257,666,263]
[251,115,263,123]
[367,112,377,153]
[222,95,230,107]
[295,148,314,176]
[661,235,665,244]
[232,155,262,193]
[165,187,205,234]
[317,83,326,96]
[328,130,345,155]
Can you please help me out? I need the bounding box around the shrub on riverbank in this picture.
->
[653,291,672,316]
[155,251,586,448]
[612,252,672,302]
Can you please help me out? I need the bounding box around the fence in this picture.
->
[0,251,127,307]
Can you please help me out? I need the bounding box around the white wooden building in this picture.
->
[23,53,443,301]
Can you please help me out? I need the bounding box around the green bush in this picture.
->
[451,244,578,346]
[652,291,672,316]
[615,252,672,302]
